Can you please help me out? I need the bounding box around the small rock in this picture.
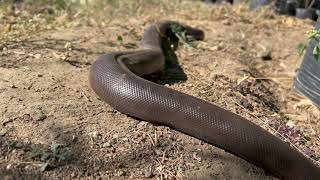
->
[155,149,162,155]
[24,165,32,170]
[94,165,100,171]
[137,121,148,129]
[112,134,119,139]
[6,164,12,170]
[286,120,295,128]
[72,135,77,142]
[117,170,125,176]
[34,54,41,59]
[144,168,153,178]
[10,84,17,88]
[240,98,254,111]
[103,142,111,148]
[0,129,7,136]
[71,172,77,178]
[30,110,47,121]
[91,131,102,139]
[210,43,223,51]
[222,19,231,25]
[210,46,219,51]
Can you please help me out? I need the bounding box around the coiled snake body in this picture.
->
[89,20,320,180]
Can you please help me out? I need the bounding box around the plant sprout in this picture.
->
[298,29,320,60]
[170,23,195,49]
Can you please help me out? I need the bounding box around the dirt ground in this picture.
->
[0,1,319,179]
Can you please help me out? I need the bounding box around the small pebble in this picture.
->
[30,110,47,121]
[112,134,119,139]
[103,142,111,147]
[117,170,125,176]
[6,164,12,170]
[0,129,7,136]
[222,19,231,25]
[286,120,295,128]
[137,121,148,129]
[144,169,153,178]
[71,172,77,178]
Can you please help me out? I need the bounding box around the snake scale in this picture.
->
[89,20,320,180]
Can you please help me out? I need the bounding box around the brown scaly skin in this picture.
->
[89,20,320,179]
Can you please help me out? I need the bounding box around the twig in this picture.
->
[161,150,166,163]
[165,169,179,179]
[250,77,292,80]
[307,0,315,9]
[147,133,156,149]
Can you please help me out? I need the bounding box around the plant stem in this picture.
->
[307,0,315,9]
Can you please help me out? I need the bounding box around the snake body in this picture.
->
[89,20,320,179]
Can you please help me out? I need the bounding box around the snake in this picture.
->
[89,20,320,180]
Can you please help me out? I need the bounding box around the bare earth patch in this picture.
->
[0,1,319,179]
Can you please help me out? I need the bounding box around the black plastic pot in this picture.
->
[250,0,272,10]
[232,0,244,4]
[275,0,296,16]
[295,8,318,21]
[293,17,320,108]
[316,9,320,17]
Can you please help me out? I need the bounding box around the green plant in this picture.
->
[170,23,195,49]
[298,29,320,60]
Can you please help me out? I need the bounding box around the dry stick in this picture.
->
[228,96,320,166]
[307,0,316,9]
[1,161,43,165]
[162,151,166,163]
[154,129,158,147]
[146,132,156,149]
[165,169,179,179]
[154,158,179,180]
[154,160,165,180]
[250,77,292,80]
[133,130,156,148]
[306,0,310,9]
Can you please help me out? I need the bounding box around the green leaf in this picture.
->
[298,43,307,56]
[170,24,183,34]
[312,43,320,60]
[54,0,67,10]
[117,35,123,44]
[308,30,317,39]
[307,29,320,41]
